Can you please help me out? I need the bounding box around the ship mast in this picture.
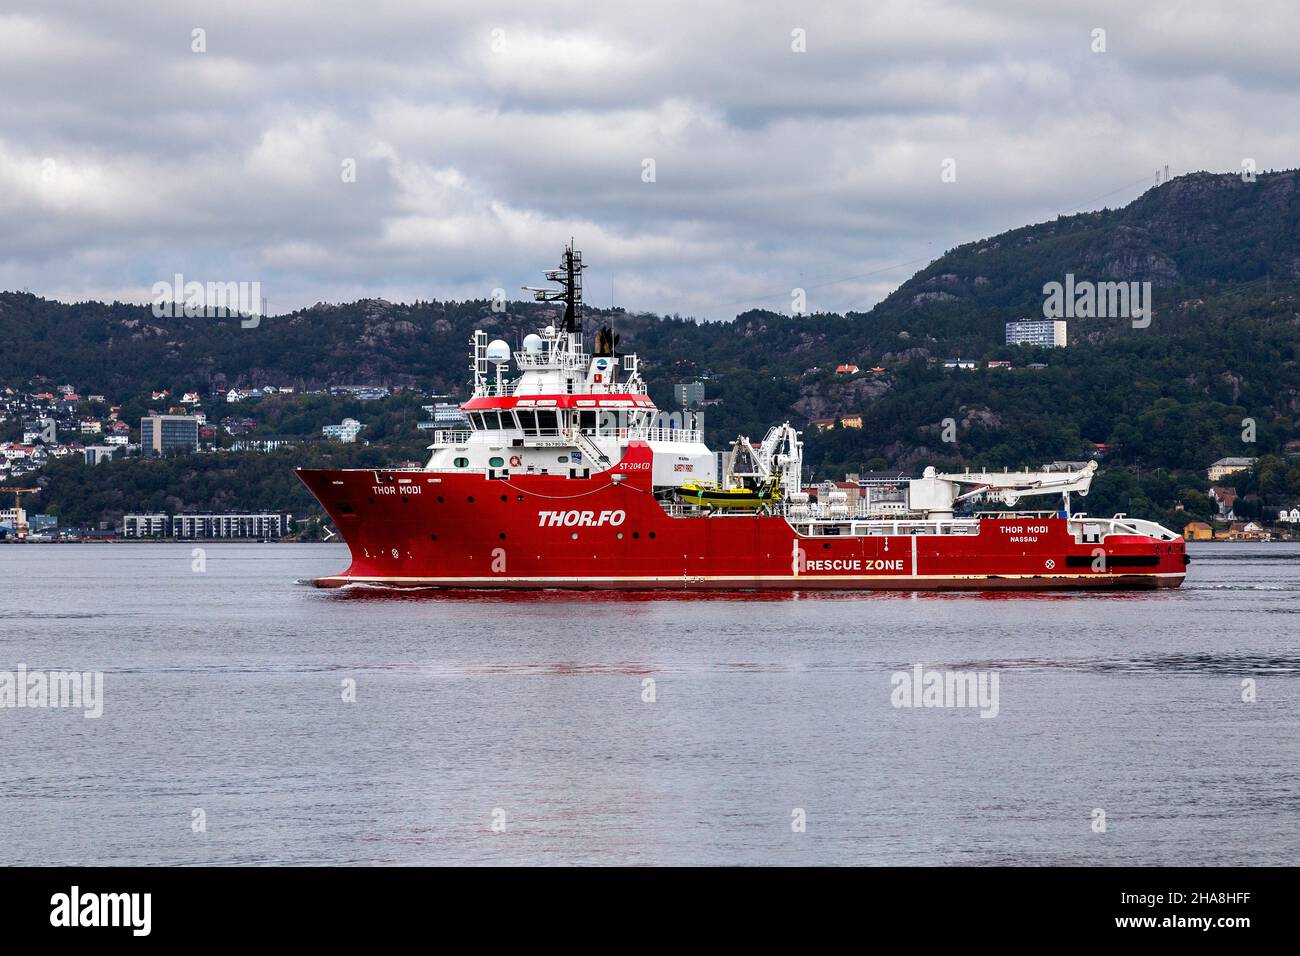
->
[525,239,586,336]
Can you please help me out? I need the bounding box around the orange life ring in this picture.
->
[508,455,522,468]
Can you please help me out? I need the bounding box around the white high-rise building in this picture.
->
[322,418,364,443]
[1005,320,1067,348]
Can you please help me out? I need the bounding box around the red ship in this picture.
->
[297,245,1188,590]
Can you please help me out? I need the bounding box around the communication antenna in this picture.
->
[524,240,586,335]
[471,330,489,390]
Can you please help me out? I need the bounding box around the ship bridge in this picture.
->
[425,244,715,488]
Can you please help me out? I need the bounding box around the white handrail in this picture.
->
[473,379,649,398]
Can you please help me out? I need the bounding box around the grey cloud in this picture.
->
[2,0,1299,319]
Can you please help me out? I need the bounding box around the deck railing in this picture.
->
[473,379,648,397]
[431,430,472,444]
[641,428,702,443]
[429,427,701,446]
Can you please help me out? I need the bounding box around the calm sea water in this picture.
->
[0,542,1296,866]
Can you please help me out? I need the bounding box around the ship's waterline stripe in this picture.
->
[315,571,1185,585]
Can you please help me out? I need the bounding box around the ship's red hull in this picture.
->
[295,445,1186,591]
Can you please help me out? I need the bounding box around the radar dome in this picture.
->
[522,333,543,353]
[486,339,511,364]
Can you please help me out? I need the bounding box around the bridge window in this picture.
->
[579,410,597,433]
[536,410,559,434]
[516,410,537,434]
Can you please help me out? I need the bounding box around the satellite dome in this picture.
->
[522,333,543,353]
[486,339,511,364]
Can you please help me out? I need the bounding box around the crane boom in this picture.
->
[907,462,1097,517]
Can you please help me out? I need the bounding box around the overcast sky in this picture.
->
[2,1,1298,320]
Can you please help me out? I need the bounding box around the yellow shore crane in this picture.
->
[0,487,39,540]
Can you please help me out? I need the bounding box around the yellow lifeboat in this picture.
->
[674,477,783,509]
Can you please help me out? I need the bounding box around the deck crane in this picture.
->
[0,487,40,540]
[907,462,1098,519]
[756,423,804,498]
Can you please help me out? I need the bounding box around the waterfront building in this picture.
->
[122,512,294,539]
[122,513,170,537]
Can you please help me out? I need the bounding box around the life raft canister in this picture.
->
[509,455,522,468]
